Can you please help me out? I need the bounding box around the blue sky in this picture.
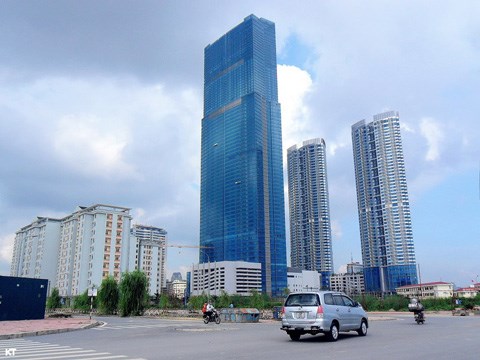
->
[1,0,479,287]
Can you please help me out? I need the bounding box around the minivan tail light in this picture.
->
[281,306,285,319]
[316,305,324,318]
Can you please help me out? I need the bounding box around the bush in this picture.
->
[46,287,62,309]
[187,291,283,310]
[73,289,92,312]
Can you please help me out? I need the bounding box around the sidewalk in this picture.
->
[0,317,100,339]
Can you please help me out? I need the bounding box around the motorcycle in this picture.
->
[414,310,425,324]
[408,299,425,325]
[203,309,221,324]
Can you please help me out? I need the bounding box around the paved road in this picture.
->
[1,314,479,359]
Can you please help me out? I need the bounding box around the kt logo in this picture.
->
[5,348,16,356]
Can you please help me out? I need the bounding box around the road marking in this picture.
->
[0,339,146,360]
[91,321,192,331]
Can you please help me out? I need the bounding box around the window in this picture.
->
[342,295,354,307]
[333,295,345,306]
[324,293,334,305]
[285,294,319,306]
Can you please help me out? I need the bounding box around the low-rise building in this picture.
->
[454,287,478,298]
[287,267,322,293]
[329,262,365,296]
[330,272,365,296]
[190,261,261,296]
[167,279,187,299]
[396,282,454,299]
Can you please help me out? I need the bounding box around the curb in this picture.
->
[0,321,102,340]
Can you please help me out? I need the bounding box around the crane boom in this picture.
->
[165,244,212,249]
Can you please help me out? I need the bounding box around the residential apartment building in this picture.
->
[352,111,417,294]
[11,217,62,292]
[190,261,262,296]
[12,204,132,297]
[130,224,167,295]
[287,138,333,289]
[396,282,454,299]
[199,15,287,296]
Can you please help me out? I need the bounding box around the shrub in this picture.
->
[46,287,62,309]
[73,289,92,312]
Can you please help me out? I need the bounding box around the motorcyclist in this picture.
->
[408,298,425,323]
[205,301,215,321]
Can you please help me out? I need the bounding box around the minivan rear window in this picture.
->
[285,294,319,306]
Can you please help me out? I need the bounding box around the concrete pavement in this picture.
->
[0,311,454,340]
[0,317,100,339]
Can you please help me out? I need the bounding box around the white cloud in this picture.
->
[331,219,343,239]
[419,117,444,161]
[0,233,14,264]
[337,264,347,274]
[54,116,138,180]
[277,64,313,149]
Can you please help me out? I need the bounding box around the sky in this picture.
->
[1,0,479,288]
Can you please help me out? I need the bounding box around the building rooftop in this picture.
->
[397,281,452,289]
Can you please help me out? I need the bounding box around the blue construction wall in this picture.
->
[0,276,48,321]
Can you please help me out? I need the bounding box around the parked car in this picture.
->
[280,291,368,342]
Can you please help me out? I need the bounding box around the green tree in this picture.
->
[187,294,209,310]
[119,270,149,317]
[46,287,62,309]
[249,289,270,309]
[158,294,171,309]
[73,289,92,312]
[216,290,232,309]
[98,276,119,315]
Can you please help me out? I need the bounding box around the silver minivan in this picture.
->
[280,291,368,341]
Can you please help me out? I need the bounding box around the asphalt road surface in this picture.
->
[1,314,479,360]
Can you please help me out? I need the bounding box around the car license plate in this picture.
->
[295,312,305,319]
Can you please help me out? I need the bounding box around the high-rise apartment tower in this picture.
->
[200,15,287,296]
[352,111,417,293]
[11,204,132,297]
[287,138,333,289]
[130,224,167,295]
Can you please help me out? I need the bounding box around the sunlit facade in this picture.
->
[287,138,333,289]
[352,111,417,293]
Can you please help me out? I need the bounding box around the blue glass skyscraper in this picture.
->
[200,15,287,296]
[352,111,417,294]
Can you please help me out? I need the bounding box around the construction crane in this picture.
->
[164,244,212,249]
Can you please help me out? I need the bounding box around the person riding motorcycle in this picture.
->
[408,298,425,324]
[205,301,215,321]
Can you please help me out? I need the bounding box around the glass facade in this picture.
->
[352,111,417,293]
[287,139,333,289]
[200,15,287,296]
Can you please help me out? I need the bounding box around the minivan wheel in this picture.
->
[327,323,339,342]
[289,332,301,341]
[357,320,368,336]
